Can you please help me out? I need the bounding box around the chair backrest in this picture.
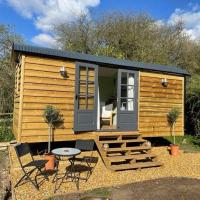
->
[75,140,95,151]
[102,103,113,117]
[14,143,33,167]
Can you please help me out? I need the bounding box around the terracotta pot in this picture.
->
[44,154,55,171]
[170,144,179,156]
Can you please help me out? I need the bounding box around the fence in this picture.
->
[0,113,14,142]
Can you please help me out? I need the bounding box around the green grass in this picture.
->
[0,118,15,142]
[82,187,112,198]
[45,187,112,200]
[164,135,200,153]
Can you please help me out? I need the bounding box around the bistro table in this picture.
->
[51,147,81,192]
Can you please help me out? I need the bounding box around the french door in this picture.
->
[74,62,98,132]
[117,69,138,131]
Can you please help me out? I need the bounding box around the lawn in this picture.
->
[164,135,200,153]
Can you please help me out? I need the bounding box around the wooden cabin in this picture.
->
[12,43,189,144]
[12,43,189,170]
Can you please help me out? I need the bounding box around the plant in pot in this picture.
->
[167,107,181,156]
[43,105,63,170]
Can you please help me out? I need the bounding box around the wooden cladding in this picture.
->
[19,56,76,141]
[139,72,184,136]
[13,54,185,142]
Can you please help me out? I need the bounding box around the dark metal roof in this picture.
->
[12,43,190,76]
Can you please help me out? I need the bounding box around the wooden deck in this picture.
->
[95,131,162,171]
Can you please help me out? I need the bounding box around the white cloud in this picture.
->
[7,0,100,46]
[7,0,100,31]
[168,5,200,40]
[31,33,57,48]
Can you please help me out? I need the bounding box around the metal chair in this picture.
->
[14,143,49,190]
[68,140,98,190]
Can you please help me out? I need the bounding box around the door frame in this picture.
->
[117,68,139,131]
[73,62,98,132]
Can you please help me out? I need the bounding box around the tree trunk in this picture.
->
[48,124,52,153]
[172,123,176,145]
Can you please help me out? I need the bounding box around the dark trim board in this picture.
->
[12,43,190,76]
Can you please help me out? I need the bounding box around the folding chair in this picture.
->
[68,140,98,189]
[14,143,49,190]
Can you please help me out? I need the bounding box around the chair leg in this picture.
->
[15,168,39,190]
[37,167,49,181]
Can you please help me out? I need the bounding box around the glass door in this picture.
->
[117,69,138,131]
[74,62,98,132]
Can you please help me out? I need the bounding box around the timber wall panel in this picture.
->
[20,56,76,142]
[139,71,184,136]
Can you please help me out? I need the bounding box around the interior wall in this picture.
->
[99,76,116,103]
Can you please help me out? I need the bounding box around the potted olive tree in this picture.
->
[43,105,63,170]
[167,107,181,156]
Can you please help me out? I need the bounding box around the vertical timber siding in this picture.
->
[20,55,76,142]
[139,71,184,136]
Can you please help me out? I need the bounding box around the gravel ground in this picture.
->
[0,149,11,200]
[9,146,200,200]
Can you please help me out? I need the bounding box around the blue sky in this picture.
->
[1,0,200,46]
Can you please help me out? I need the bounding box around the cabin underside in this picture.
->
[13,54,185,143]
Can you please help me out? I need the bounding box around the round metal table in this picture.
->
[52,148,81,157]
[52,147,81,192]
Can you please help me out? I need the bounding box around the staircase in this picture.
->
[95,131,162,171]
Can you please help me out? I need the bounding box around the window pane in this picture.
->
[121,85,127,97]
[120,98,127,111]
[127,86,134,98]
[79,82,87,95]
[79,66,87,81]
[88,83,95,95]
[121,72,127,84]
[127,99,134,111]
[88,67,95,82]
[78,97,86,110]
[128,73,134,85]
[87,96,94,110]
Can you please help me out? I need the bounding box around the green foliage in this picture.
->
[0,115,15,142]
[167,107,181,145]
[167,107,181,126]
[43,105,63,153]
[43,105,63,127]
[0,24,23,113]
[186,75,200,136]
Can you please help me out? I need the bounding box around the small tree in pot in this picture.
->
[167,107,181,156]
[43,105,63,170]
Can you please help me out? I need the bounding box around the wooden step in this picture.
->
[105,146,150,153]
[97,131,140,137]
[107,153,157,162]
[110,161,162,171]
[99,139,146,144]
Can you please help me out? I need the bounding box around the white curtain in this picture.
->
[127,74,134,111]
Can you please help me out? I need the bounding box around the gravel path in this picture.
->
[9,146,200,200]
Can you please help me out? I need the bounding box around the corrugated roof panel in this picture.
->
[12,43,190,76]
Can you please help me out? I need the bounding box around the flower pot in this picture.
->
[44,153,55,171]
[170,144,179,156]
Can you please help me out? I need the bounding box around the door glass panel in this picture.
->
[121,72,127,84]
[127,98,134,111]
[120,98,127,111]
[79,82,87,95]
[78,96,86,110]
[121,85,127,97]
[88,68,95,82]
[87,96,94,110]
[88,83,95,95]
[79,67,87,81]
[128,73,134,85]
[127,86,134,98]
